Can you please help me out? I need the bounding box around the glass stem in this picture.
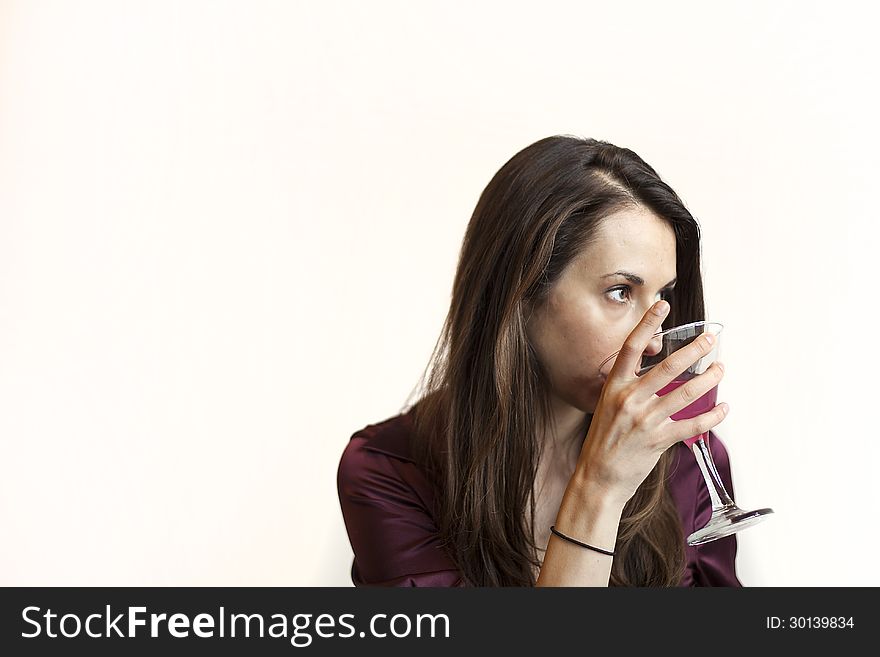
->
[691,433,736,513]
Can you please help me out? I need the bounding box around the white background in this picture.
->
[0,0,876,586]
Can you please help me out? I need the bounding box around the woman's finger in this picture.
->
[649,361,725,423]
[657,402,729,450]
[609,300,669,381]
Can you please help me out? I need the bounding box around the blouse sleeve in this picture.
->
[690,433,744,587]
[337,436,466,587]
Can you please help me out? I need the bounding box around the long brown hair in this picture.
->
[408,135,705,586]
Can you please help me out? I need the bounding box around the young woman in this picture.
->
[337,135,741,586]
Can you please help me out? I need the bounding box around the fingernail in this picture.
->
[703,333,715,346]
[716,361,724,372]
[653,300,669,315]
[721,403,730,414]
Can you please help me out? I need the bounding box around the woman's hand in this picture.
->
[574,300,728,509]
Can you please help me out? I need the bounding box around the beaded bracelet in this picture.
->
[549,526,616,556]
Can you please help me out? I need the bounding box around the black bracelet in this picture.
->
[549,526,615,556]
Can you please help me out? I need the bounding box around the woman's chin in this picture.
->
[579,390,601,415]
[555,380,602,415]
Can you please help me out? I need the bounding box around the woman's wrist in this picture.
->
[555,471,625,543]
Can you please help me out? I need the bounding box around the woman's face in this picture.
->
[525,205,678,415]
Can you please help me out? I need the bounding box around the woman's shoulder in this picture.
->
[343,409,419,465]
[337,410,424,500]
[337,408,436,508]
[337,408,462,586]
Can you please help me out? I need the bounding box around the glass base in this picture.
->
[686,505,775,546]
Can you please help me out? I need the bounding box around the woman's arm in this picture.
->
[535,472,624,587]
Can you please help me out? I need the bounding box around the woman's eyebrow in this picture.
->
[602,271,677,288]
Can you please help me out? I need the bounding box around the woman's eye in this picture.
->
[608,286,631,304]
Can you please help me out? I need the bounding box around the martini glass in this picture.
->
[598,321,773,546]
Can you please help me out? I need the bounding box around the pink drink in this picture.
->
[656,378,718,448]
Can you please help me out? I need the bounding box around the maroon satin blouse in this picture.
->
[337,408,743,587]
